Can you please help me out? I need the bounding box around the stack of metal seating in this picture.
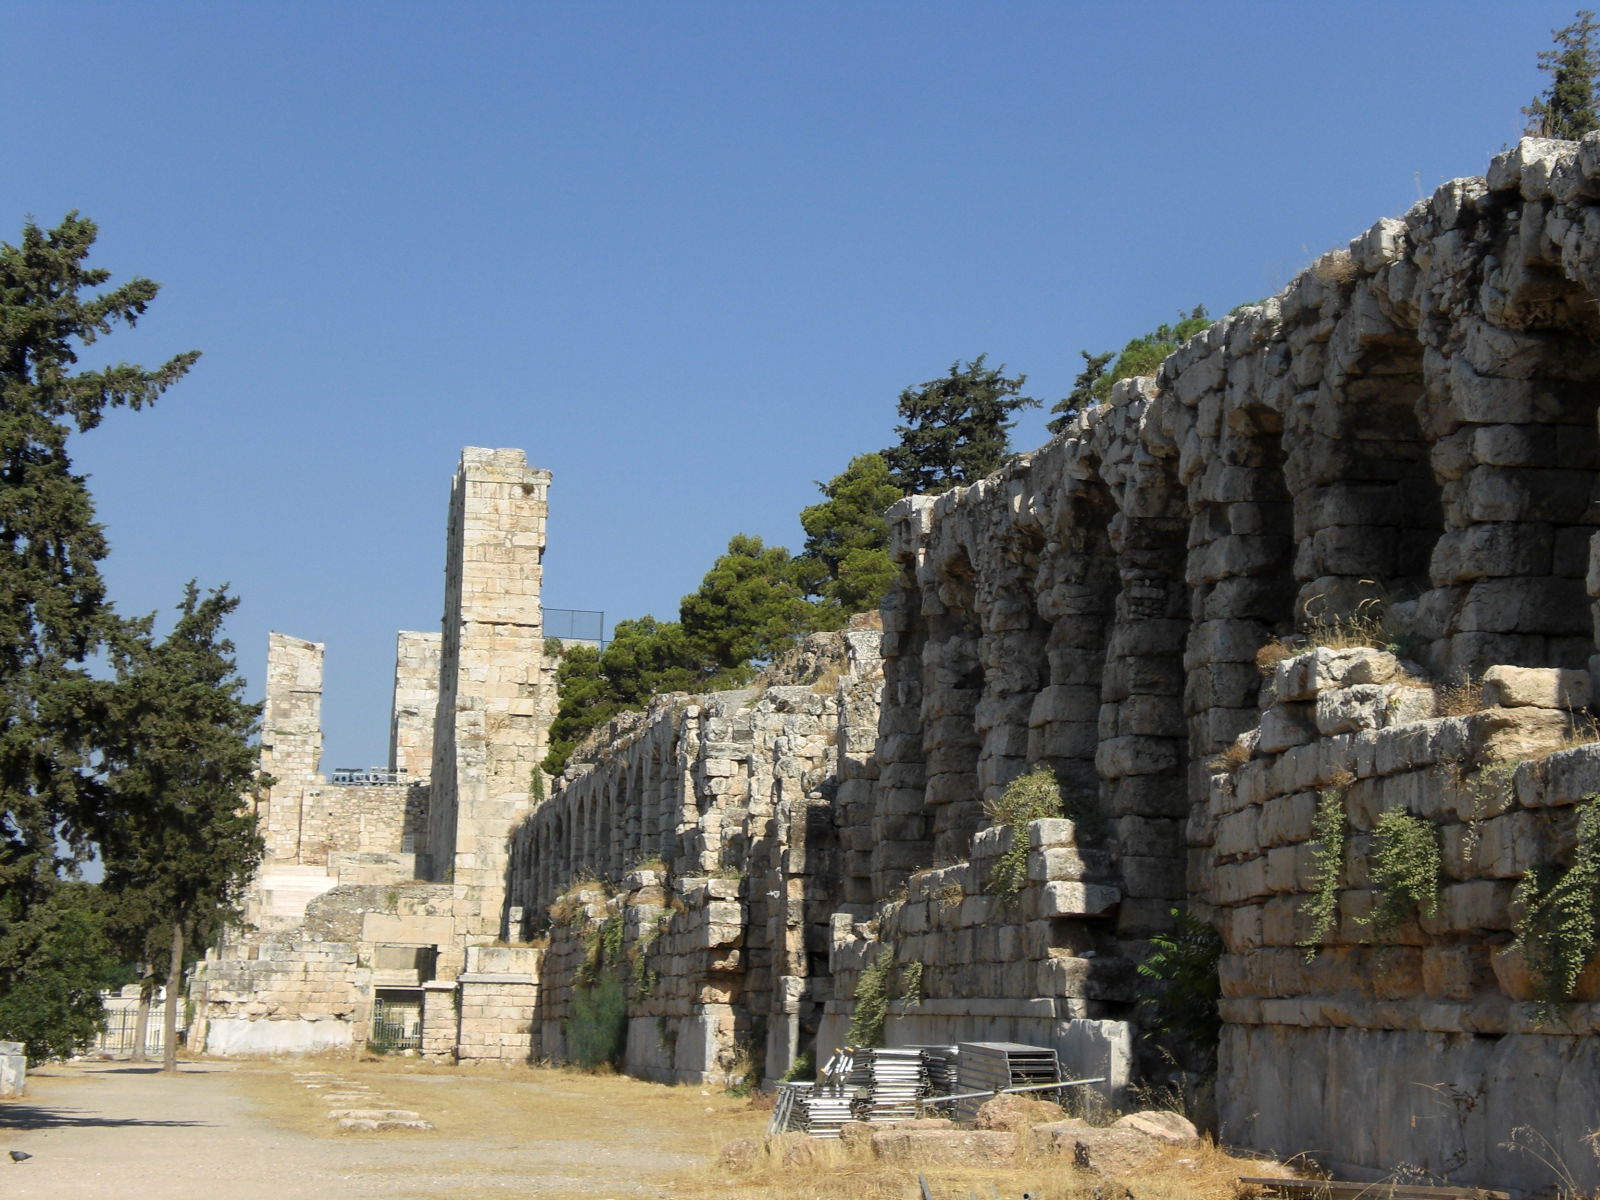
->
[952,1041,1062,1123]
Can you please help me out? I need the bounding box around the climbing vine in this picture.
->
[1510,797,1600,1021]
[1300,786,1348,960]
[1365,810,1442,934]
[899,960,925,1007]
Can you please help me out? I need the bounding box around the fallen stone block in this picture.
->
[870,1128,1017,1166]
[336,1117,435,1132]
[1030,1109,1198,1175]
[327,1108,424,1121]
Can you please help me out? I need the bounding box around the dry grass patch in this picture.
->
[674,1129,1286,1200]
[234,1054,764,1144]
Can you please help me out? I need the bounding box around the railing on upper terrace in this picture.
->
[542,608,606,649]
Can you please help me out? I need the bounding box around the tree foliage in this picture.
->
[681,534,814,671]
[795,452,904,622]
[0,882,122,1064]
[1048,308,1208,433]
[543,540,817,777]
[882,355,1038,494]
[0,214,198,1058]
[1524,10,1600,140]
[99,582,265,1067]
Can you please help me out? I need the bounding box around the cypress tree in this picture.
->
[0,214,198,1054]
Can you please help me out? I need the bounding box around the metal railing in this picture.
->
[542,608,606,647]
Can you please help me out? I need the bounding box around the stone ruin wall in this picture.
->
[508,139,1600,1192]
[502,626,884,1084]
[192,139,1600,1192]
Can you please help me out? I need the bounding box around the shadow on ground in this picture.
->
[0,1099,209,1132]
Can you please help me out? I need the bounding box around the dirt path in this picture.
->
[0,1059,759,1200]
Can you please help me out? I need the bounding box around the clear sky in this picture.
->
[2,0,1577,769]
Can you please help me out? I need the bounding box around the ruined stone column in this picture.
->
[427,448,552,941]
[389,630,442,781]
[259,633,325,863]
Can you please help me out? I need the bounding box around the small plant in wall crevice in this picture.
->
[1300,782,1349,960]
[1363,809,1442,934]
[984,766,1066,903]
[1509,796,1600,1022]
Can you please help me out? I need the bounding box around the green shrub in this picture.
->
[985,767,1065,902]
[1300,786,1347,960]
[780,1048,816,1082]
[1135,907,1224,1060]
[1511,797,1600,1021]
[1366,810,1441,933]
[566,973,627,1068]
[846,948,891,1047]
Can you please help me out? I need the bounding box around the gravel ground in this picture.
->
[0,1059,729,1200]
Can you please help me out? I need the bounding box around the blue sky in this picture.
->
[3,0,1576,768]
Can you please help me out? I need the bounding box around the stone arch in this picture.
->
[869,535,933,895]
[972,519,1053,810]
[1030,467,1121,810]
[1421,203,1600,677]
[1283,300,1441,633]
[922,542,986,863]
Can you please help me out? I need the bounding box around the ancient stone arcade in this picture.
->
[192,139,1600,1193]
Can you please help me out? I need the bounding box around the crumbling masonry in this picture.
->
[192,138,1600,1193]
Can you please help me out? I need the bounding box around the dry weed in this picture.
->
[1255,641,1294,676]
[1558,713,1600,751]
[1210,740,1252,773]
[1434,677,1484,717]
[810,661,848,695]
[1312,248,1360,286]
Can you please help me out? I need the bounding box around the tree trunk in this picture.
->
[162,920,184,1073]
[130,966,152,1063]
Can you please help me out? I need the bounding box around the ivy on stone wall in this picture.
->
[1300,785,1348,960]
[1510,796,1600,1021]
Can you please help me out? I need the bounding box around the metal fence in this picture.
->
[542,608,606,647]
[92,1002,177,1058]
[368,993,423,1053]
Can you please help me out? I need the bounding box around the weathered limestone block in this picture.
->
[1039,881,1120,918]
[1481,664,1591,710]
[1471,706,1573,764]
[1258,704,1315,754]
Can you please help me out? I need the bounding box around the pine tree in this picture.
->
[680,534,815,673]
[795,452,905,620]
[0,214,198,1056]
[1524,11,1600,140]
[99,583,265,1072]
[882,355,1038,494]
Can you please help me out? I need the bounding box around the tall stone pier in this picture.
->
[258,633,325,863]
[425,447,552,944]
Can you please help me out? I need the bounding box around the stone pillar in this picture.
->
[390,630,441,781]
[427,448,552,941]
[259,633,324,863]
[419,981,458,1060]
